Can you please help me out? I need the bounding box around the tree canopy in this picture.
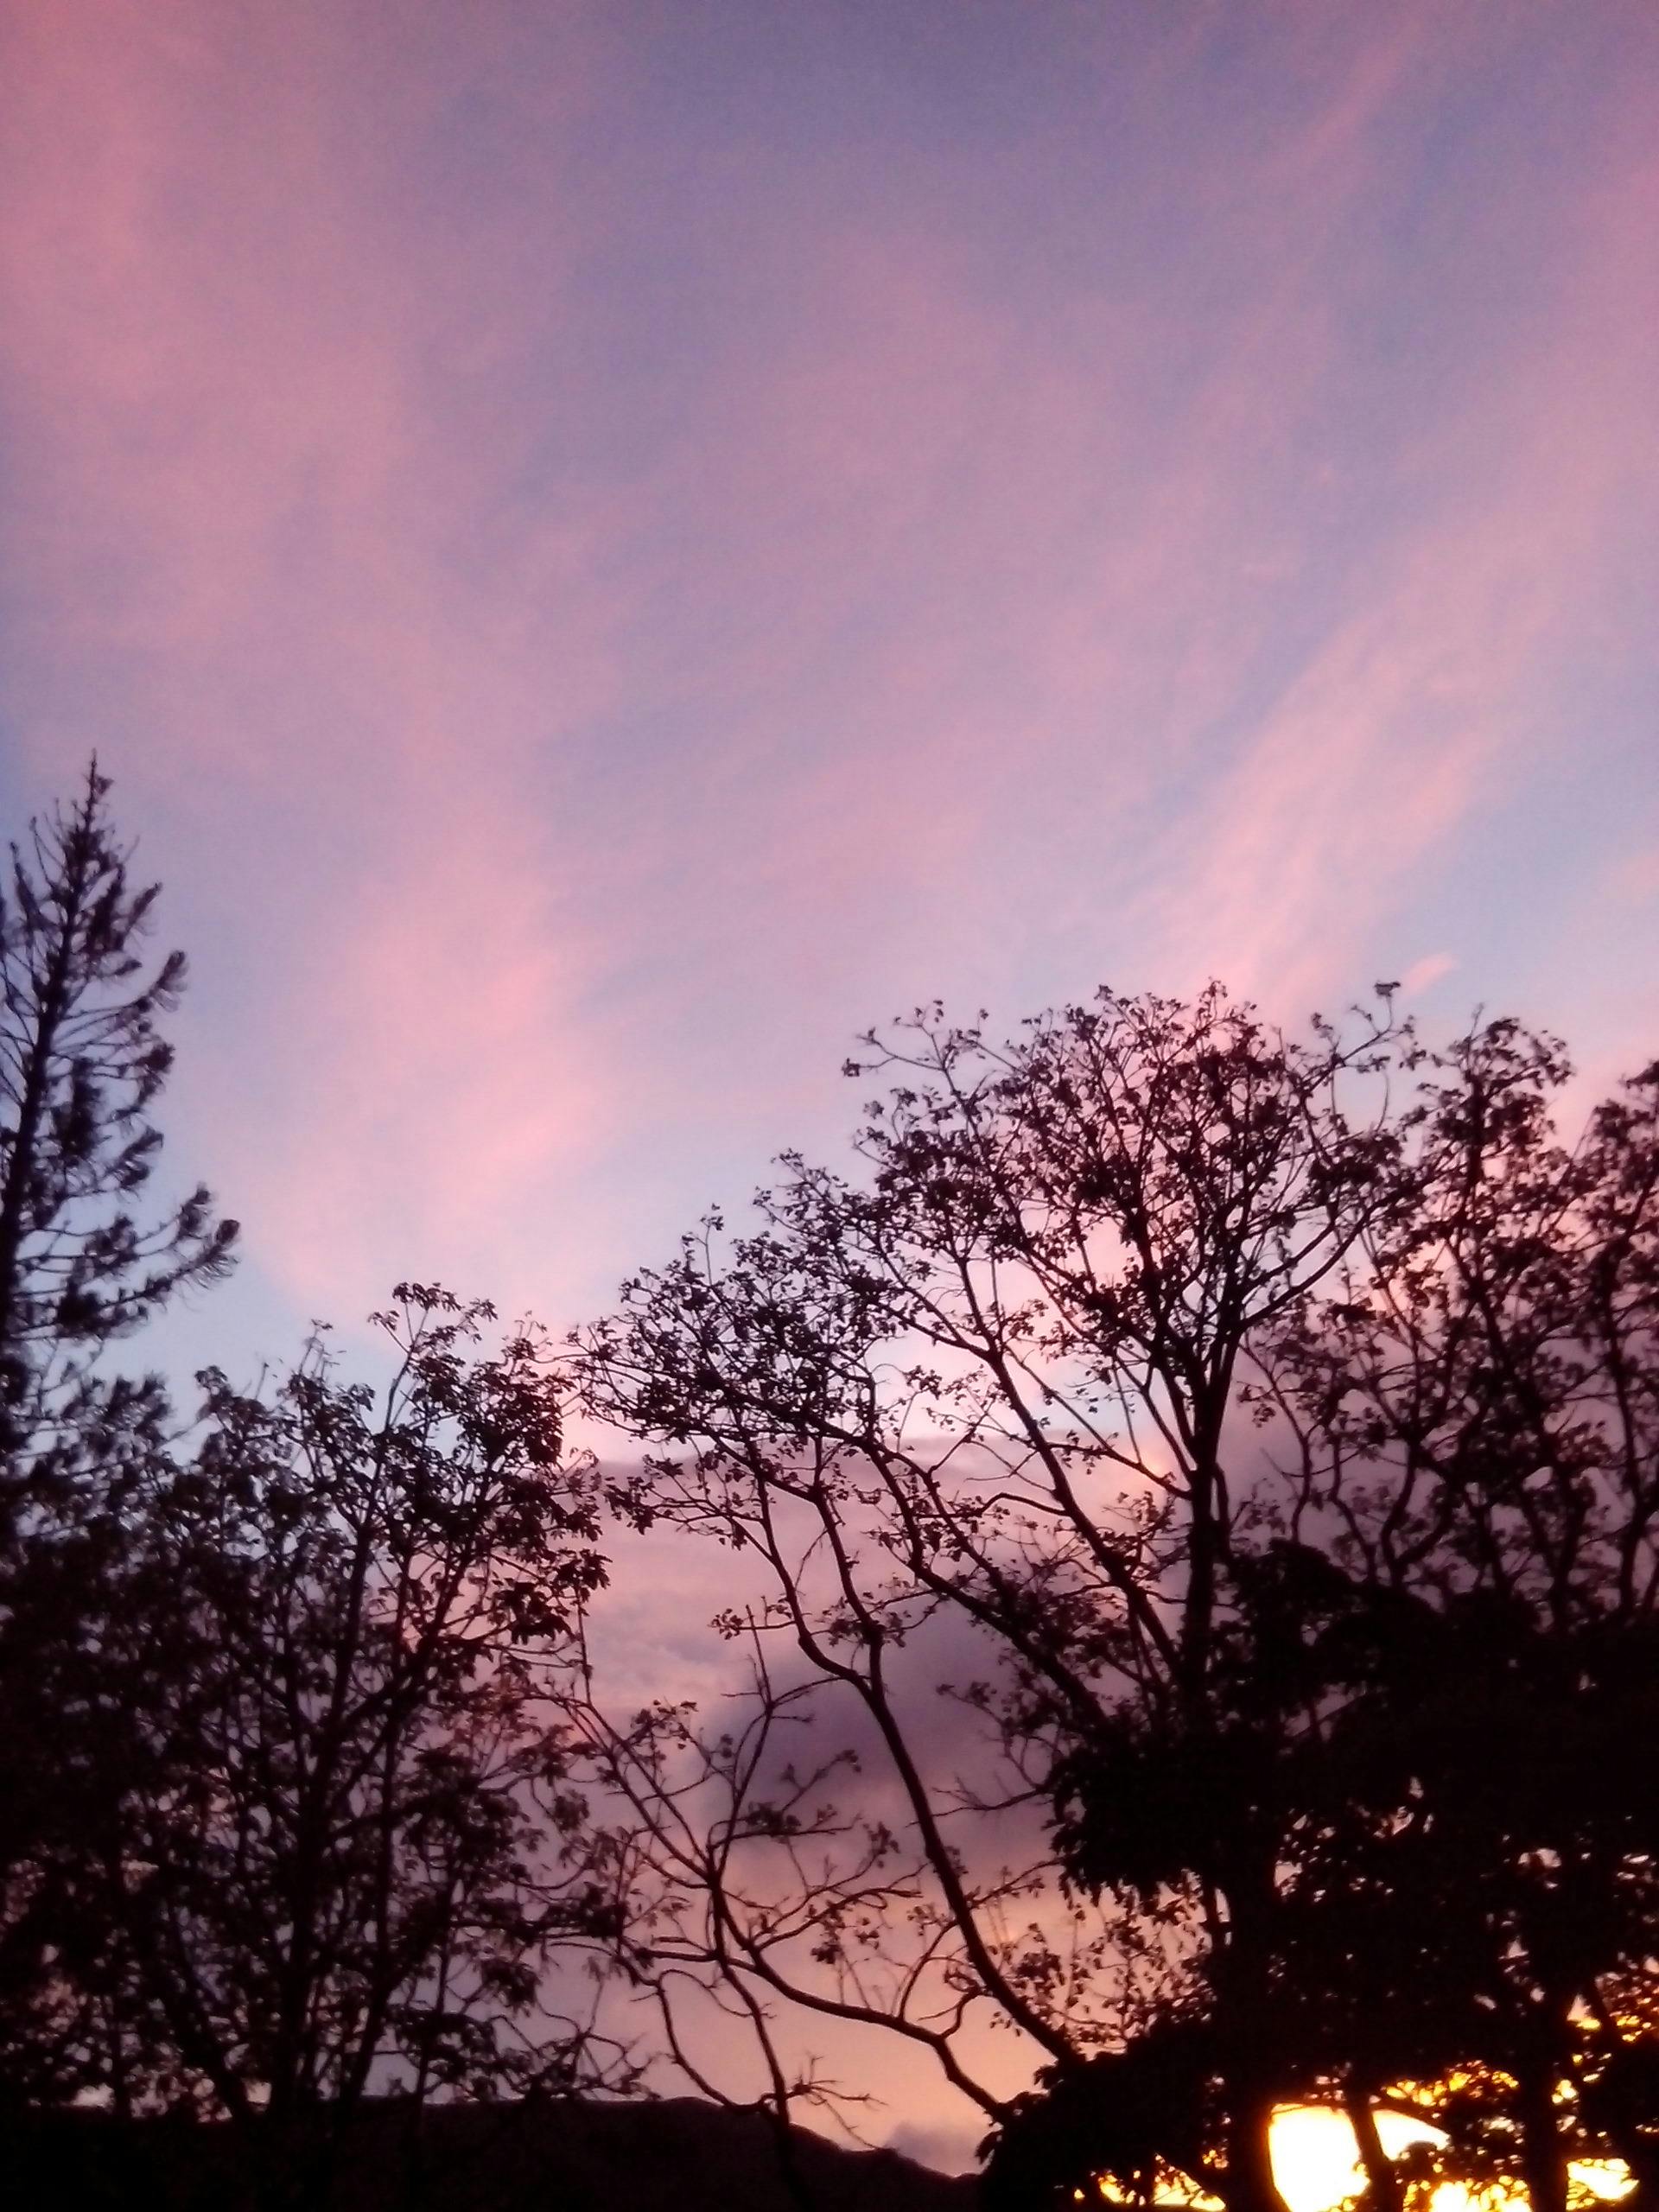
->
[582,991,1659,2212]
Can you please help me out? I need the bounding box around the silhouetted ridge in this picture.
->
[3,2096,980,2210]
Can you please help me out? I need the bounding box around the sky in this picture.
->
[3,0,1658,2165]
[3,0,1657,1366]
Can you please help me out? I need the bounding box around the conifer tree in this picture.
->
[0,760,236,2106]
[0,760,236,1510]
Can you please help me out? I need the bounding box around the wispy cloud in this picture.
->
[2,0,1655,1333]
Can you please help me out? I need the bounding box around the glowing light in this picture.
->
[1269,2107,1634,2212]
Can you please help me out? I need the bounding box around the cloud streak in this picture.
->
[2,0,1655,1325]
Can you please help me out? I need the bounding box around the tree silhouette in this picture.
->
[0,760,235,1490]
[990,1027,1659,2208]
[0,762,238,2111]
[582,983,1412,2212]
[23,1287,638,2207]
[1255,1028,1659,2212]
[584,988,1659,2212]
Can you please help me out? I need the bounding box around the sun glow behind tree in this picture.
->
[1270,2108,1632,2212]
[1077,2111,1634,2212]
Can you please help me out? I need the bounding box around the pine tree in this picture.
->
[0,760,236,1509]
[0,760,236,2106]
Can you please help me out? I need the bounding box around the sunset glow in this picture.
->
[3,0,1656,2182]
[1270,2108,1634,2212]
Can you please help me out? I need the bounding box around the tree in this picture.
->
[580,983,1413,2212]
[582,986,1659,2212]
[0,760,237,2110]
[0,757,236,1491]
[44,1287,638,2207]
[1247,1027,1659,2212]
[992,1026,1659,2209]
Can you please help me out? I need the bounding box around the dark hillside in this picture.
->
[6,2096,980,2210]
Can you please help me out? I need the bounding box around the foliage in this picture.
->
[0,759,235,1491]
[28,1288,636,2202]
[0,763,236,2110]
[582,988,1659,2212]
[581,984,1411,2208]
[995,1028,1659,2210]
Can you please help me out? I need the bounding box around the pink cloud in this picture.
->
[0,0,637,1316]
[1130,121,1659,1014]
[1400,952,1458,998]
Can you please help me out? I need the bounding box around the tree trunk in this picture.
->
[1516,2060,1567,2212]
[1225,2092,1291,2212]
[1346,2094,1403,2212]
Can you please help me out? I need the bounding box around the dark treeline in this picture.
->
[3,767,1658,2212]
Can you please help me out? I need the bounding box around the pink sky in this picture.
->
[4,0,1656,1351]
[3,0,1658,2150]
